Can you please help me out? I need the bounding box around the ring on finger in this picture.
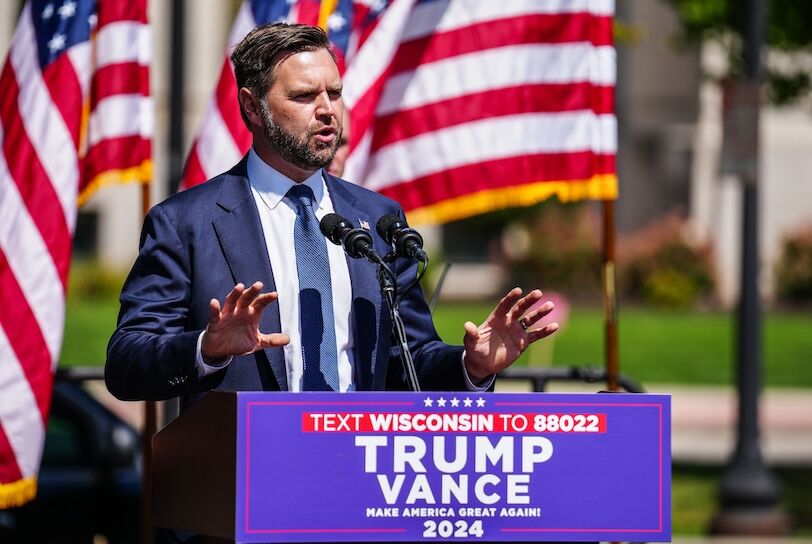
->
[519,317,530,331]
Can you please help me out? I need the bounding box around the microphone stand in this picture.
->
[377,258,421,392]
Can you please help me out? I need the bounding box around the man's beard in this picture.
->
[260,100,341,171]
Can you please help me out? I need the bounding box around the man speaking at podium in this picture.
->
[105,23,558,407]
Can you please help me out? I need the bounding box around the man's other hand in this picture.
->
[463,288,559,381]
[201,281,290,359]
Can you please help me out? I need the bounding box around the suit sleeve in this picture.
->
[105,205,202,401]
[384,211,468,392]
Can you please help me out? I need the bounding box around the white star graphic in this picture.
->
[42,4,54,19]
[423,397,433,407]
[58,0,77,19]
[327,12,347,32]
[47,33,66,53]
[476,397,486,407]
[88,13,98,28]
[450,397,460,407]
[436,397,446,407]
[463,398,473,407]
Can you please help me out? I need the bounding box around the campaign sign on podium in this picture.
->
[236,392,670,542]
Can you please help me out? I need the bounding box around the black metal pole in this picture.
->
[711,0,789,534]
[168,0,186,196]
[378,263,421,392]
[162,0,185,428]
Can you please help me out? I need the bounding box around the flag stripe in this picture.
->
[197,105,243,178]
[378,43,615,116]
[87,95,152,148]
[91,63,150,104]
[0,250,54,423]
[371,83,614,151]
[83,135,151,180]
[213,59,252,151]
[342,0,417,107]
[0,417,23,482]
[67,42,93,99]
[0,149,67,365]
[406,173,617,225]
[0,67,72,287]
[402,0,614,42]
[0,321,47,480]
[364,112,616,191]
[391,13,612,77]
[182,148,207,191]
[40,53,84,147]
[10,6,78,232]
[383,151,616,211]
[96,21,151,68]
[337,0,418,181]
[230,1,260,47]
[98,0,149,25]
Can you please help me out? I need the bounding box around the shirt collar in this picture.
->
[247,147,327,211]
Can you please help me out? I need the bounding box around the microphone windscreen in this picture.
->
[376,214,401,243]
[319,213,346,242]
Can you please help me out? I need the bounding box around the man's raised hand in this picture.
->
[462,288,559,381]
[201,281,289,359]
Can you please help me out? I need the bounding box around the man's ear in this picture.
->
[238,87,263,129]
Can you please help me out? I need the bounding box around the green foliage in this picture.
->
[775,224,812,303]
[503,202,602,299]
[642,267,699,309]
[67,261,127,300]
[661,0,812,105]
[618,215,715,308]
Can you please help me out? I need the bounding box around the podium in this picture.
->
[152,391,671,543]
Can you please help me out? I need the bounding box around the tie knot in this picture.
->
[287,184,316,212]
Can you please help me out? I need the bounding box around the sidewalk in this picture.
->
[649,384,812,465]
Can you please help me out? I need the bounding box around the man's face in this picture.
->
[258,48,344,175]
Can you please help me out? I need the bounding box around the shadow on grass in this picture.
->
[673,463,812,536]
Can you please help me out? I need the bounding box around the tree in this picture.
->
[662,0,812,105]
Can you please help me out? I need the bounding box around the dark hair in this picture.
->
[230,23,335,126]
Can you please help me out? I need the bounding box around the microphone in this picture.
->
[376,214,428,262]
[319,213,381,262]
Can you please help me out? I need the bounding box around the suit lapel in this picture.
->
[212,161,288,391]
[326,175,386,390]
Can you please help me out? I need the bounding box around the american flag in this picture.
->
[182,0,616,224]
[0,0,151,507]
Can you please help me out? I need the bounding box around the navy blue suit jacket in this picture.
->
[105,159,466,406]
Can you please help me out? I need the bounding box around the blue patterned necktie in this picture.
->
[287,184,340,391]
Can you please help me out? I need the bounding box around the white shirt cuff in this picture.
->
[195,331,233,378]
[461,352,494,391]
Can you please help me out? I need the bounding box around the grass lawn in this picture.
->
[60,296,120,365]
[62,298,812,387]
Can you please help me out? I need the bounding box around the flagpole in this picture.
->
[602,200,619,391]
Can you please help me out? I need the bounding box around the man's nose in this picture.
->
[314,91,336,118]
